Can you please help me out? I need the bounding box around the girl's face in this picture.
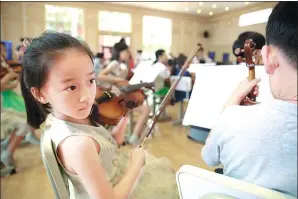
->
[38,49,96,122]
[119,49,130,62]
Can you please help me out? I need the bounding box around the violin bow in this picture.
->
[119,82,155,93]
[140,42,203,148]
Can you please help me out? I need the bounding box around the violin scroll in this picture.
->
[244,39,257,102]
[244,39,256,68]
[235,39,263,65]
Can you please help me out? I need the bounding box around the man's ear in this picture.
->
[30,87,48,104]
[261,45,279,74]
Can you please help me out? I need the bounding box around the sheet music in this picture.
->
[188,63,217,73]
[129,61,163,84]
[183,65,273,129]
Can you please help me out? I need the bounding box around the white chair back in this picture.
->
[176,165,296,199]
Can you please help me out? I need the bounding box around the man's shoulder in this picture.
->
[221,104,262,118]
[208,105,261,141]
[221,105,260,118]
[153,62,166,68]
[217,104,267,131]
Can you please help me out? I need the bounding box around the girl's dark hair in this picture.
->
[111,42,128,62]
[119,37,126,44]
[21,31,96,129]
[153,49,165,64]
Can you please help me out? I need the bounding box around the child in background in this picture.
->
[97,42,150,145]
[1,41,40,145]
[1,71,30,171]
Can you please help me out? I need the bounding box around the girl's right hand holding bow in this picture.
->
[130,146,146,170]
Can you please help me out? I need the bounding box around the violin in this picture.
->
[140,42,204,147]
[94,82,154,126]
[1,53,22,78]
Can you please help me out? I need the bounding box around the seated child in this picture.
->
[1,71,30,169]
[20,32,179,199]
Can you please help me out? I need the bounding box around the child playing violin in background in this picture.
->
[1,42,40,145]
[1,71,32,171]
[97,41,150,145]
[20,32,178,199]
[1,42,40,171]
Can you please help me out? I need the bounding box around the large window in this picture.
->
[98,11,131,33]
[142,16,172,59]
[45,5,84,40]
[239,8,273,27]
[98,11,132,54]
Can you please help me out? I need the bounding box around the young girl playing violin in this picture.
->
[20,32,178,199]
[1,43,39,171]
[97,41,150,145]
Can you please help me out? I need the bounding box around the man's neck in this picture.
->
[278,78,297,104]
[275,61,297,104]
[157,60,164,65]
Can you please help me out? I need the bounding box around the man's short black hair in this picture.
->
[266,2,297,67]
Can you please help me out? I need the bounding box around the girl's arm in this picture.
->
[111,116,129,146]
[97,62,127,85]
[59,136,142,199]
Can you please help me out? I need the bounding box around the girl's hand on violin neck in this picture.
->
[224,78,260,108]
[129,147,146,170]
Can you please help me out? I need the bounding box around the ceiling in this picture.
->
[110,2,260,17]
